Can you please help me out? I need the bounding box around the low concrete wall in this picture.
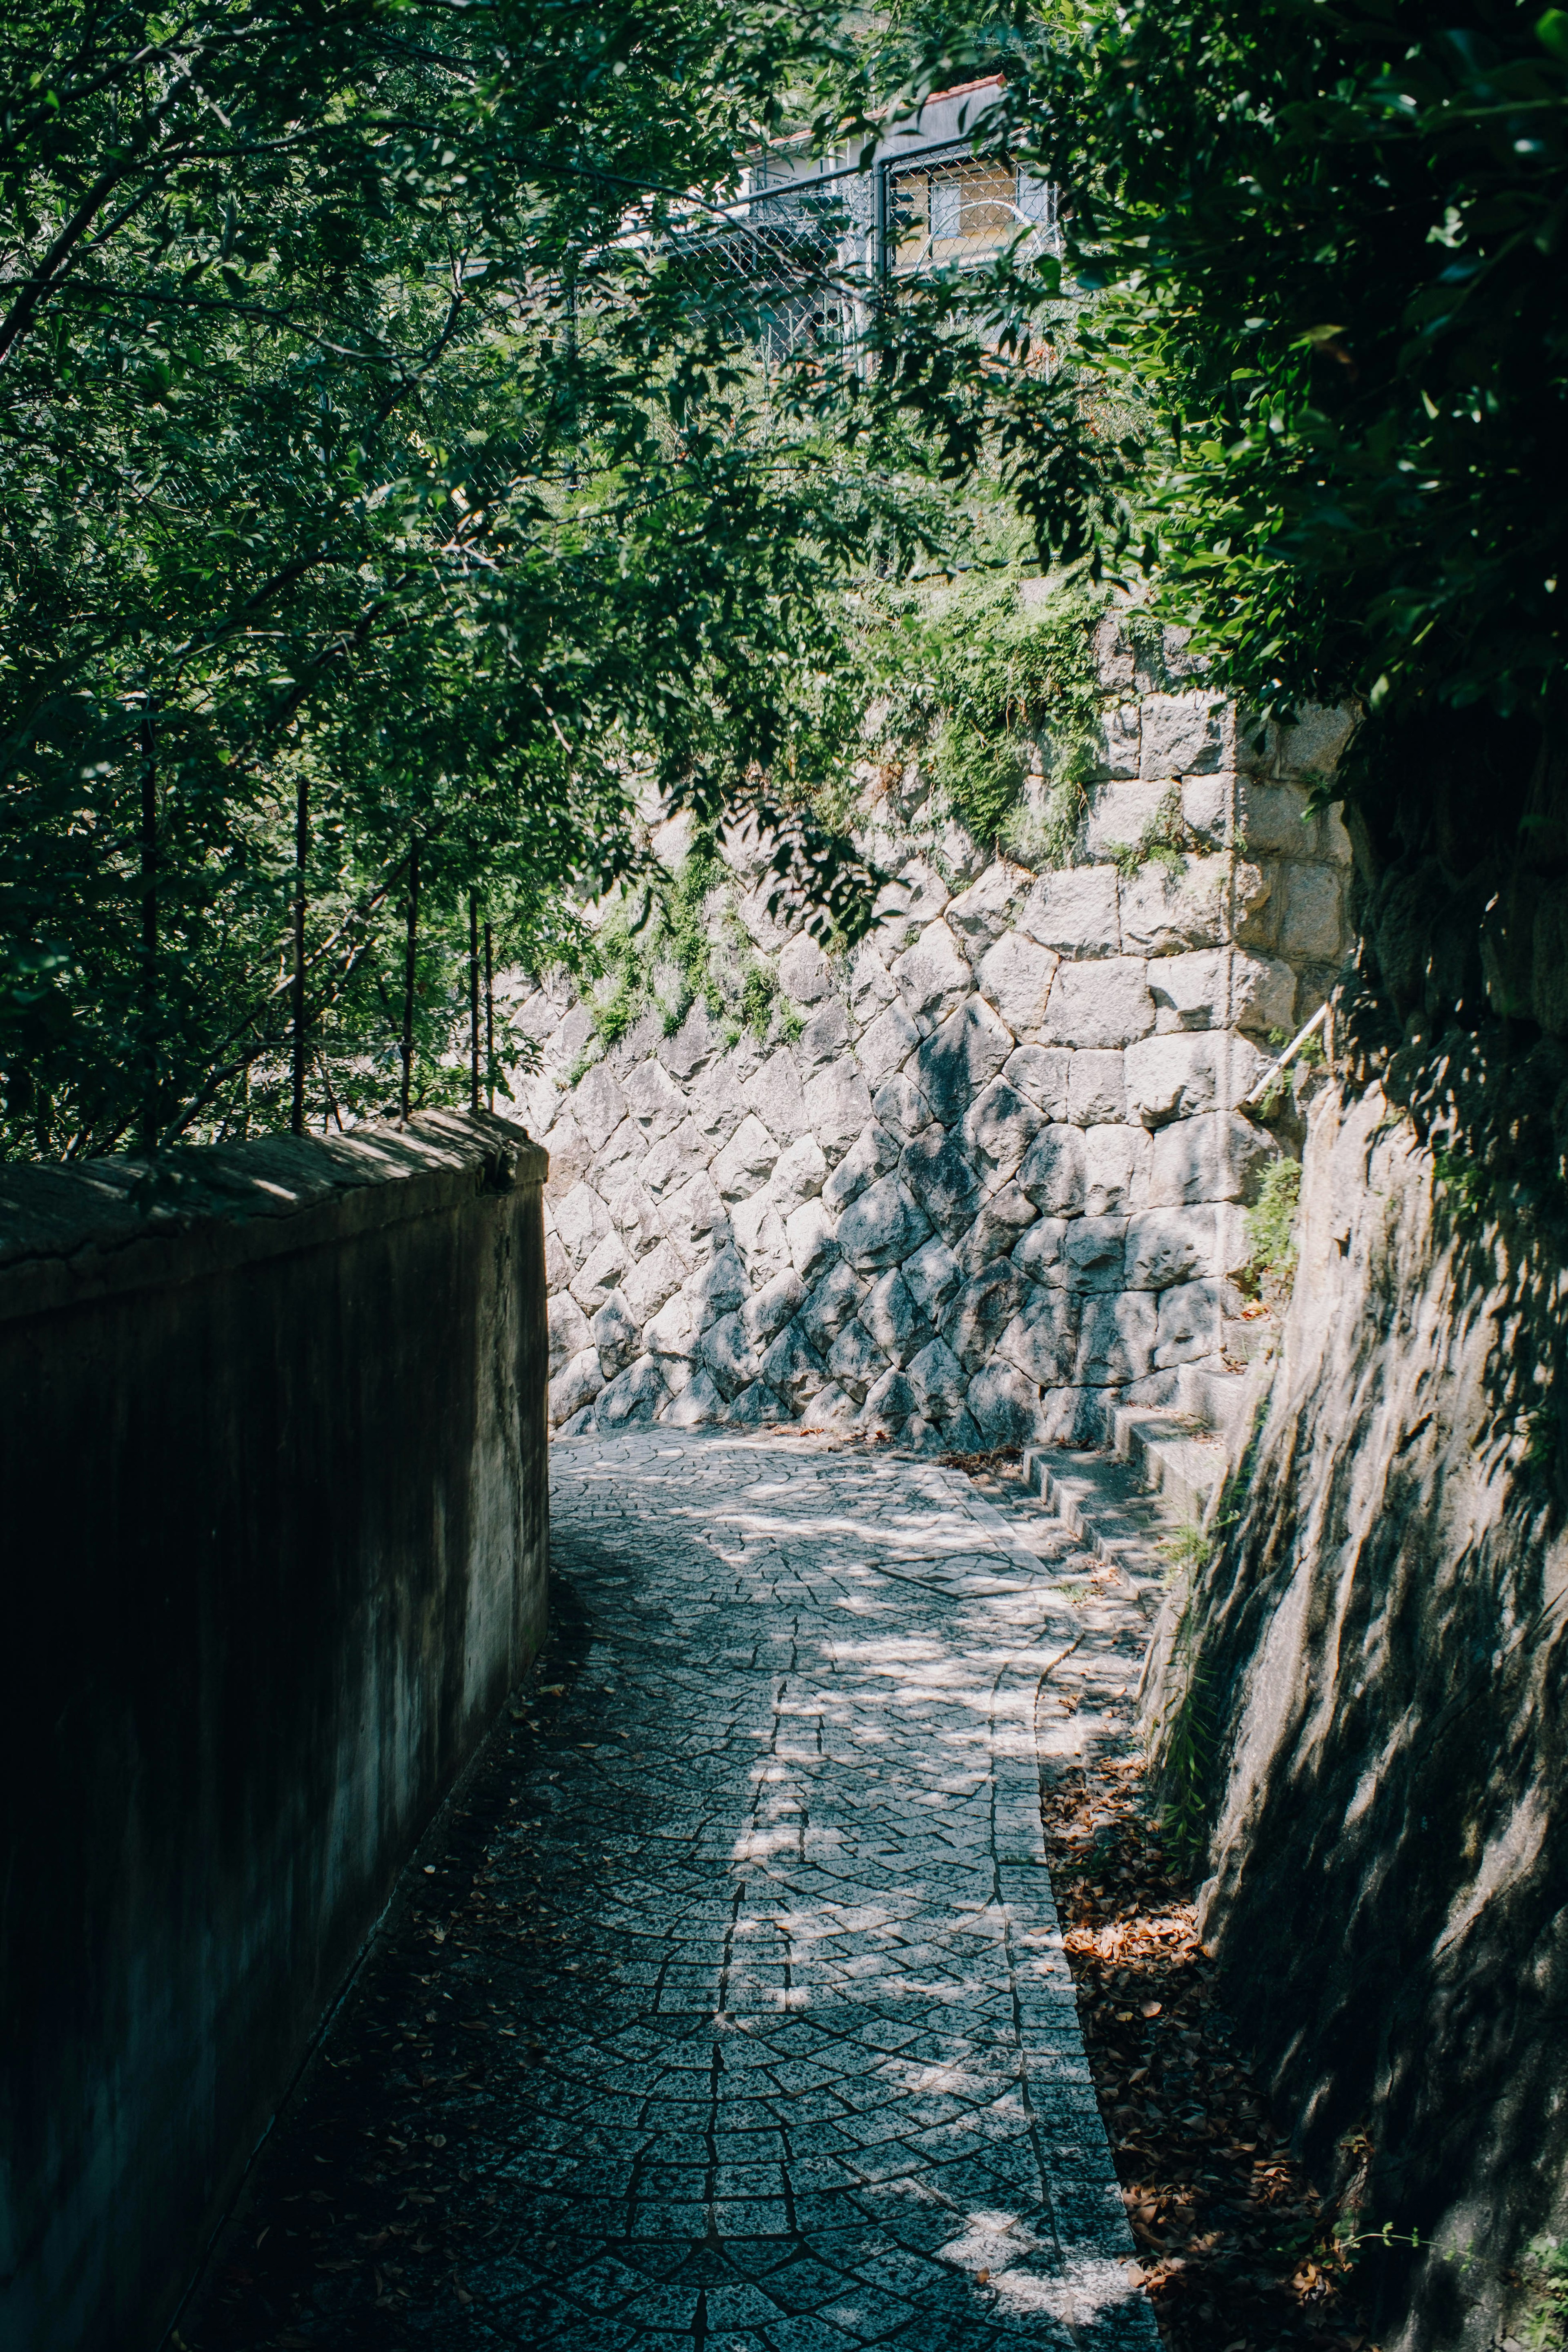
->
[0,1112,549,2352]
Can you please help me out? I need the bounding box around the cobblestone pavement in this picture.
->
[187,1433,1158,2352]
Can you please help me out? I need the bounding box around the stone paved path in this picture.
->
[187,1433,1158,2352]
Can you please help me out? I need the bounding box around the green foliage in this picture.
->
[864,575,1106,860]
[1246,1157,1303,1285]
[1520,2235,1568,2351]
[0,0,915,1159]
[876,0,1568,836]
[1159,1522,1213,1579]
[583,834,798,1054]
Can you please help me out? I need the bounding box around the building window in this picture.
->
[930,180,961,241]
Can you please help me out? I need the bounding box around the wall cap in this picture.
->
[0,1112,547,1326]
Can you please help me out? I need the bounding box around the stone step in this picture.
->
[1112,1408,1227,1520]
[1021,1445,1174,1585]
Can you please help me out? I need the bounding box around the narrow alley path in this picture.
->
[186,1434,1158,2352]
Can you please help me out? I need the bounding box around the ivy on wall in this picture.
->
[867,577,1107,865]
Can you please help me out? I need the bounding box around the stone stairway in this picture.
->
[1020,1310,1277,1562]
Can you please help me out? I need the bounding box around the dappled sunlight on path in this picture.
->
[187,1432,1156,2352]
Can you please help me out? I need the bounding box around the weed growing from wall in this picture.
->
[1245,1157,1303,1296]
[1152,1524,1218,1869]
[575,833,799,1074]
[866,577,1107,862]
[1102,784,1196,881]
[1520,2235,1568,2350]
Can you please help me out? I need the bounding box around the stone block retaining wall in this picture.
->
[518,629,1355,1448]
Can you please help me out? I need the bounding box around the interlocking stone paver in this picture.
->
[187,1432,1157,2352]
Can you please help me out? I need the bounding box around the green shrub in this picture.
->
[1246,1156,1303,1285]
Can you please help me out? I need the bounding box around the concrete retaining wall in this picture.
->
[0,1112,548,2352]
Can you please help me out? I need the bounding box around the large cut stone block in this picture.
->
[857,1001,921,1086]
[1118,855,1229,955]
[743,1267,806,1348]
[686,1245,746,1325]
[702,1311,761,1400]
[906,1336,967,1420]
[957,1181,1038,1274]
[977,932,1059,1038]
[550,1346,605,1427]
[621,1059,686,1141]
[1013,1218,1069,1287]
[1139,691,1224,778]
[947,862,1030,945]
[1149,949,1226,1031]
[835,1173,930,1270]
[823,1122,901,1213]
[903,1236,962,1323]
[967,1361,1041,1447]
[797,1381,859,1434]
[595,1353,668,1428]
[711,1113,781,1200]
[785,1199,837,1284]
[659,1170,725,1256]
[1004,1045,1073,1121]
[568,1229,630,1312]
[659,1367,726,1426]
[768,1136,827,1216]
[947,1261,1028,1370]
[997,1287,1081,1387]
[777,931,832,1004]
[746,1049,807,1144]
[1124,1207,1218,1291]
[731,1192,790,1282]
[808,1067,874,1163]
[1124,1033,1227,1127]
[1147,1111,1276,1206]
[645,1291,700,1362]
[1076,1291,1158,1384]
[1018,1123,1086,1216]
[570,1061,628,1152]
[799,1259,864,1350]
[871,1071,933,1144]
[1230,951,1298,1036]
[1067,1051,1128,1127]
[891,919,971,1028]
[758,1319,828,1409]
[860,1366,919,1434]
[1042,958,1155,1051]
[796,997,851,1070]
[901,1132,984,1241]
[1238,777,1317,856]
[1275,862,1347,962]
[916,996,1015,1124]
[553,1179,611,1269]
[860,1268,929,1364]
[827,1315,882,1401]
[591,1292,642,1379]
[638,1120,709,1200]
[1082,1125,1151,1216]
[1104,702,1141,777]
[1154,1276,1225,1367]
[623,1239,687,1324]
[657,999,726,1082]
[1085,780,1171,860]
[962,1077,1045,1179]
[1061,1215,1128,1293]
[547,1292,592,1378]
[1017,867,1121,958]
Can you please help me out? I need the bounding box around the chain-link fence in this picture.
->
[650,146,1062,364]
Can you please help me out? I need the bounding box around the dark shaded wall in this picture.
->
[1142,724,1568,2350]
[0,1112,549,2352]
